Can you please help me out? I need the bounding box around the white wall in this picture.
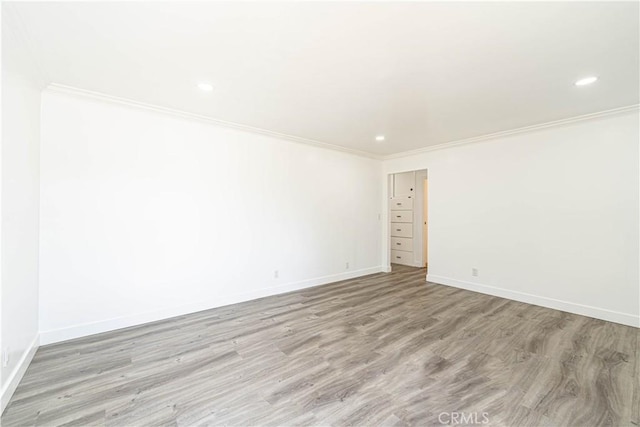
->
[383,111,640,327]
[39,90,382,344]
[1,8,43,412]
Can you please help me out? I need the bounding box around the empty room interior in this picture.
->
[2,1,640,426]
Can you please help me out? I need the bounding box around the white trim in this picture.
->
[45,85,639,163]
[40,266,384,345]
[383,104,640,160]
[427,274,640,328]
[45,84,380,160]
[1,334,39,415]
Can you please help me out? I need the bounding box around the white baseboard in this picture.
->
[40,266,385,345]
[1,334,39,414]
[427,274,639,328]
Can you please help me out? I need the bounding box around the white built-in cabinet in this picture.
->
[393,172,415,197]
[390,172,415,266]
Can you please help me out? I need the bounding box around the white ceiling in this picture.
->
[6,1,640,156]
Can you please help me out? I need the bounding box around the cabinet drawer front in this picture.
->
[391,250,413,265]
[391,237,413,251]
[390,197,413,210]
[390,211,412,223]
[390,223,413,238]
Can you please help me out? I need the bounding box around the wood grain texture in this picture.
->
[3,265,638,426]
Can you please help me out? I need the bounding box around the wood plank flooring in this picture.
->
[2,265,638,426]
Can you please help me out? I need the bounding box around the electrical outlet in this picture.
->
[472,268,479,277]
[274,270,279,279]
[2,347,9,368]
[345,262,350,270]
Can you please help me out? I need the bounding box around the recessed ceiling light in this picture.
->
[197,82,214,92]
[575,76,598,86]
[375,135,385,141]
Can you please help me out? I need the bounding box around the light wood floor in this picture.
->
[3,265,638,426]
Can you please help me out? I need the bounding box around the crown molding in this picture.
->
[45,83,382,160]
[382,104,640,160]
[46,83,638,162]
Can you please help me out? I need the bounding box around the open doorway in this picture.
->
[388,169,428,270]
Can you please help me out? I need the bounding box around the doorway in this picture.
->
[388,169,428,269]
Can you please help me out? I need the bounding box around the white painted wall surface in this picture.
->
[383,112,640,327]
[1,9,42,411]
[39,90,382,344]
